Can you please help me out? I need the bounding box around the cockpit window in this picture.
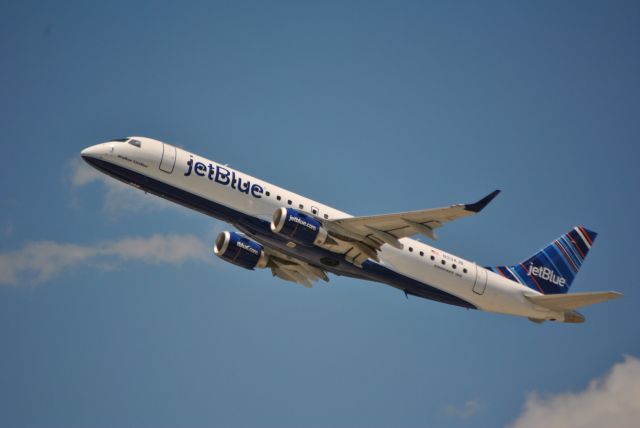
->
[128,139,141,148]
[111,138,129,142]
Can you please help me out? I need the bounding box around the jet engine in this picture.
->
[213,231,269,270]
[270,207,330,246]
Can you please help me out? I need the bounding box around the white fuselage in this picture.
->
[81,137,561,321]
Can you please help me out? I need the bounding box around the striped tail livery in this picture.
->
[488,226,597,294]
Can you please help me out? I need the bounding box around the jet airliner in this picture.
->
[81,137,622,323]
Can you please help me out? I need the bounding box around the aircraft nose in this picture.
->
[80,144,105,160]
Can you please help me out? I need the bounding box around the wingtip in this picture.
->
[465,189,501,213]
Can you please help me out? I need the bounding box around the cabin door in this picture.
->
[160,144,176,173]
[473,266,487,295]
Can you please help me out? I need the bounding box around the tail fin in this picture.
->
[488,226,598,294]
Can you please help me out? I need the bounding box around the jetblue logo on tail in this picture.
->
[527,264,566,287]
[488,226,597,294]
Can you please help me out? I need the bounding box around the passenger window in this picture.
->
[288,200,292,205]
[419,251,424,256]
[463,268,468,274]
[266,191,270,197]
[430,255,435,261]
[452,264,457,269]
[409,247,413,252]
[324,214,329,219]
[277,196,281,201]
[441,260,446,265]
[299,204,304,209]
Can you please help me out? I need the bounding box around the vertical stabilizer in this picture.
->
[487,226,597,294]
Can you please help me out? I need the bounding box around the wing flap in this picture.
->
[525,291,623,311]
[262,246,329,288]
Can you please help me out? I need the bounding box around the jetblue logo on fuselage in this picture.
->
[184,157,264,198]
[527,264,566,287]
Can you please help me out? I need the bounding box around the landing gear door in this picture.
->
[473,265,487,295]
[160,144,176,173]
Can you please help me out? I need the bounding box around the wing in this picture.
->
[263,246,329,288]
[322,190,500,265]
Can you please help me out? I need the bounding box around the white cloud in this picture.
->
[68,158,174,214]
[446,398,483,420]
[70,157,103,187]
[509,355,640,428]
[0,234,211,286]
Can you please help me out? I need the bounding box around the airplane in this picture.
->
[81,136,622,323]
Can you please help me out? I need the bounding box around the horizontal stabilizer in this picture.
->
[525,291,623,311]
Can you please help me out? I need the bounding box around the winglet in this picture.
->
[464,190,501,213]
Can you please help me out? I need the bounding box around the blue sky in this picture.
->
[1,1,639,427]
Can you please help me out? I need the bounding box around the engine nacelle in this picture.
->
[270,207,329,246]
[213,231,269,270]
